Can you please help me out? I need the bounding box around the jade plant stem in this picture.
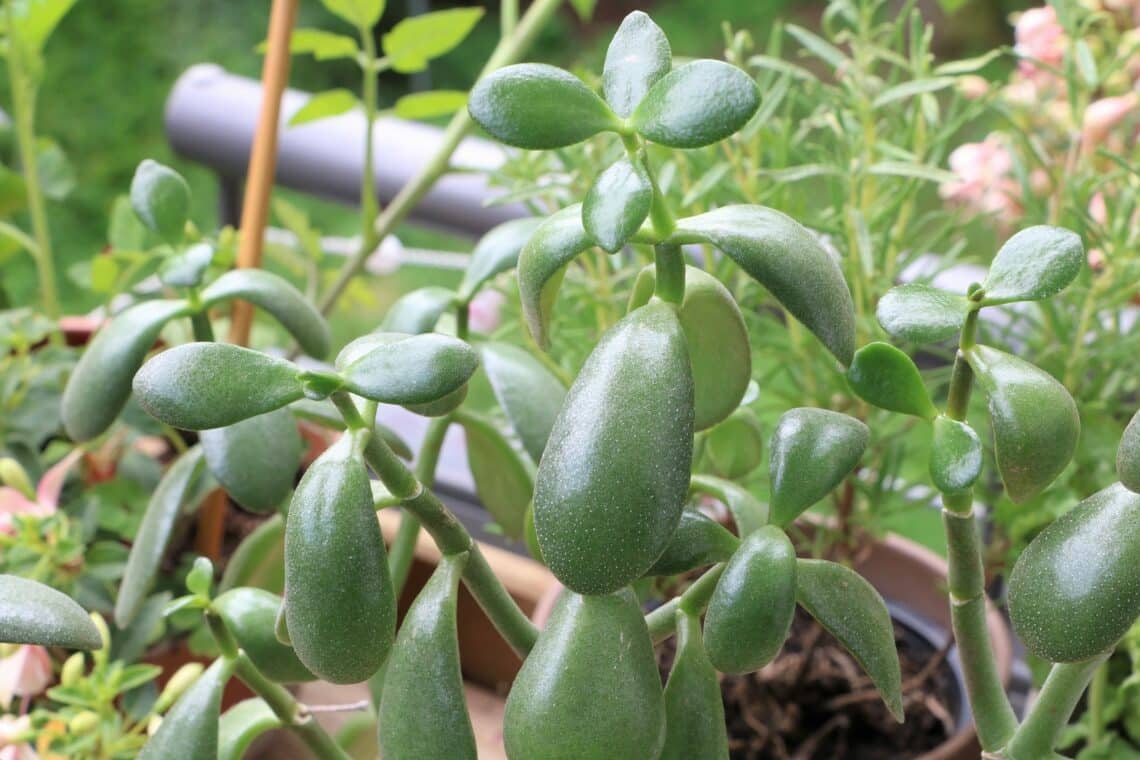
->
[330,391,538,655]
[387,414,450,594]
[4,0,59,320]
[654,243,685,304]
[1001,654,1109,760]
[645,563,725,644]
[315,0,566,316]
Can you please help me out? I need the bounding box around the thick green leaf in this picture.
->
[115,447,206,627]
[661,611,728,760]
[535,302,694,593]
[632,60,759,148]
[130,160,190,244]
[61,298,191,441]
[458,217,543,302]
[966,344,1079,503]
[582,156,652,253]
[929,416,982,494]
[289,89,357,127]
[280,28,358,60]
[213,589,314,683]
[321,0,384,29]
[876,283,969,344]
[602,11,671,118]
[689,474,768,536]
[457,410,533,540]
[796,559,903,721]
[379,553,476,759]
[338,333,478,406]
[847,342,936,419]
[1118,408,1140,494]
[133,343,305,431]
[517,203,593,348]
[201,266,331,359]
[704,527,796,673]
[981,225,1084,306]
[469,64,620,149]
[394,90,467,120]
[382,8,485,73]
[0,575,102,649]
[646,509,739,576]
[768,408,868,526]
[159,242,215,289]
[379,286,456,334]
[139,657,233,760]
[220,514,285,595]
[478,341,565,463]
[219,699,281,760]
[1008,484,1140,663]
[705,407,765,480]
[672,205,855,364]
[201,408,301,514]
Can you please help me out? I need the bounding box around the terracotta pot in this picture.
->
[531,531,1012,760]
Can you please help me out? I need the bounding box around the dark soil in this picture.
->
[656,608,958,759]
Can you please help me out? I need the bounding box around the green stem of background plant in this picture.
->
[5,1,59,321]
[1002,654,1109,759]
[358,25,381,253]
[315,0,566,316]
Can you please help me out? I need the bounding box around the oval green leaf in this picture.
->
[645,509,740,576]
[200,268,331,359]
[602,11,671,118]
[115,447,207,627]
[632,60,760,148]
[140,657,233,760]
[130,159,190,244]
[160,242,216,289]
[582,156,652,253]
[201,408,300,514]
[379,553,476,759]
[689,474,769,537]
[213,589,315,683]
[468,63,620,149]
[672,205,855,364]
[517,203,593,348]
[796,558,903,722]
[930,416,982,494]
[219,514,285,595]
[456,409,533,540]
[61,299,191,441]
[504,591,665,760]
[704,526,796,673]
[534,302,694,594]
[966,344,1079,503]
[662,610,728,760]
[338,333,478,406]
[478,341,566,463]
[1008,483,1140,663]
[379,286,456,334]
[769,408,869,526]
[0,575,102,650]
[458,217,543,302]
[847,342,936,419]
[1117,408,1140,494]
[219,699,282,760]
[705,407,765,480]
[133,343,305,431]
[981,225,1084,306]
[876,283,969,344]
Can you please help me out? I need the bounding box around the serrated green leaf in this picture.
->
[382,8,485,73]
[277,28,358,60]
[320,0,384,29]
[847,342,936,419]
[394,90,467,120]
[289,89,357,127]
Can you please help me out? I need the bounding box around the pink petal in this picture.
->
[0,488,34,516]
[0,646,53,709]
[35,449,83,510]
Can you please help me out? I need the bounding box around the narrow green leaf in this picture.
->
[933,48,1002,75]
[0,575,102,650]
[872,77,955,108]
[394,90,467,120]
[671,205,855,364]
[61,299,191,441]
[876,283,969,344]
[602,11,671,118]
[457,217,543,302]
[219,699,282,760]
[582,156,652,253]
[769,408,868,526]
[382,8,485,73]
[847,342,936,419]
[457,410,533,540]
[130,159,190,244]
[689,474,768,536]
[139,657,233,760]
[966,344,1079,503]
[278,28,358,60]
[785,24,848,69]
[288,89,357,127]
[201,408,301,514]
[133,343,305,431]
[930,416,982,494]
[867,161,958,184]
[200,268,331,358]
[645,509,739,576]
[115,447,206,627]
[796,559,903,722]
[338,333,478,405]
[320,0,384,29]
[632,60,759,148]
[469,64,620,149]
[517,203,593,348]
[379,286,456,334]
[478,341,565,463]
[981,225,1084,305]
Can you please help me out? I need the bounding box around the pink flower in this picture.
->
[0,451,82,536]
[939,135,1021,220]
[467,290,505,334]
[1082,93,1139,151]
[1089,192,1108,225]
[0,715,37,760]
[1014,6,1066,78]
[0,646,53,708]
